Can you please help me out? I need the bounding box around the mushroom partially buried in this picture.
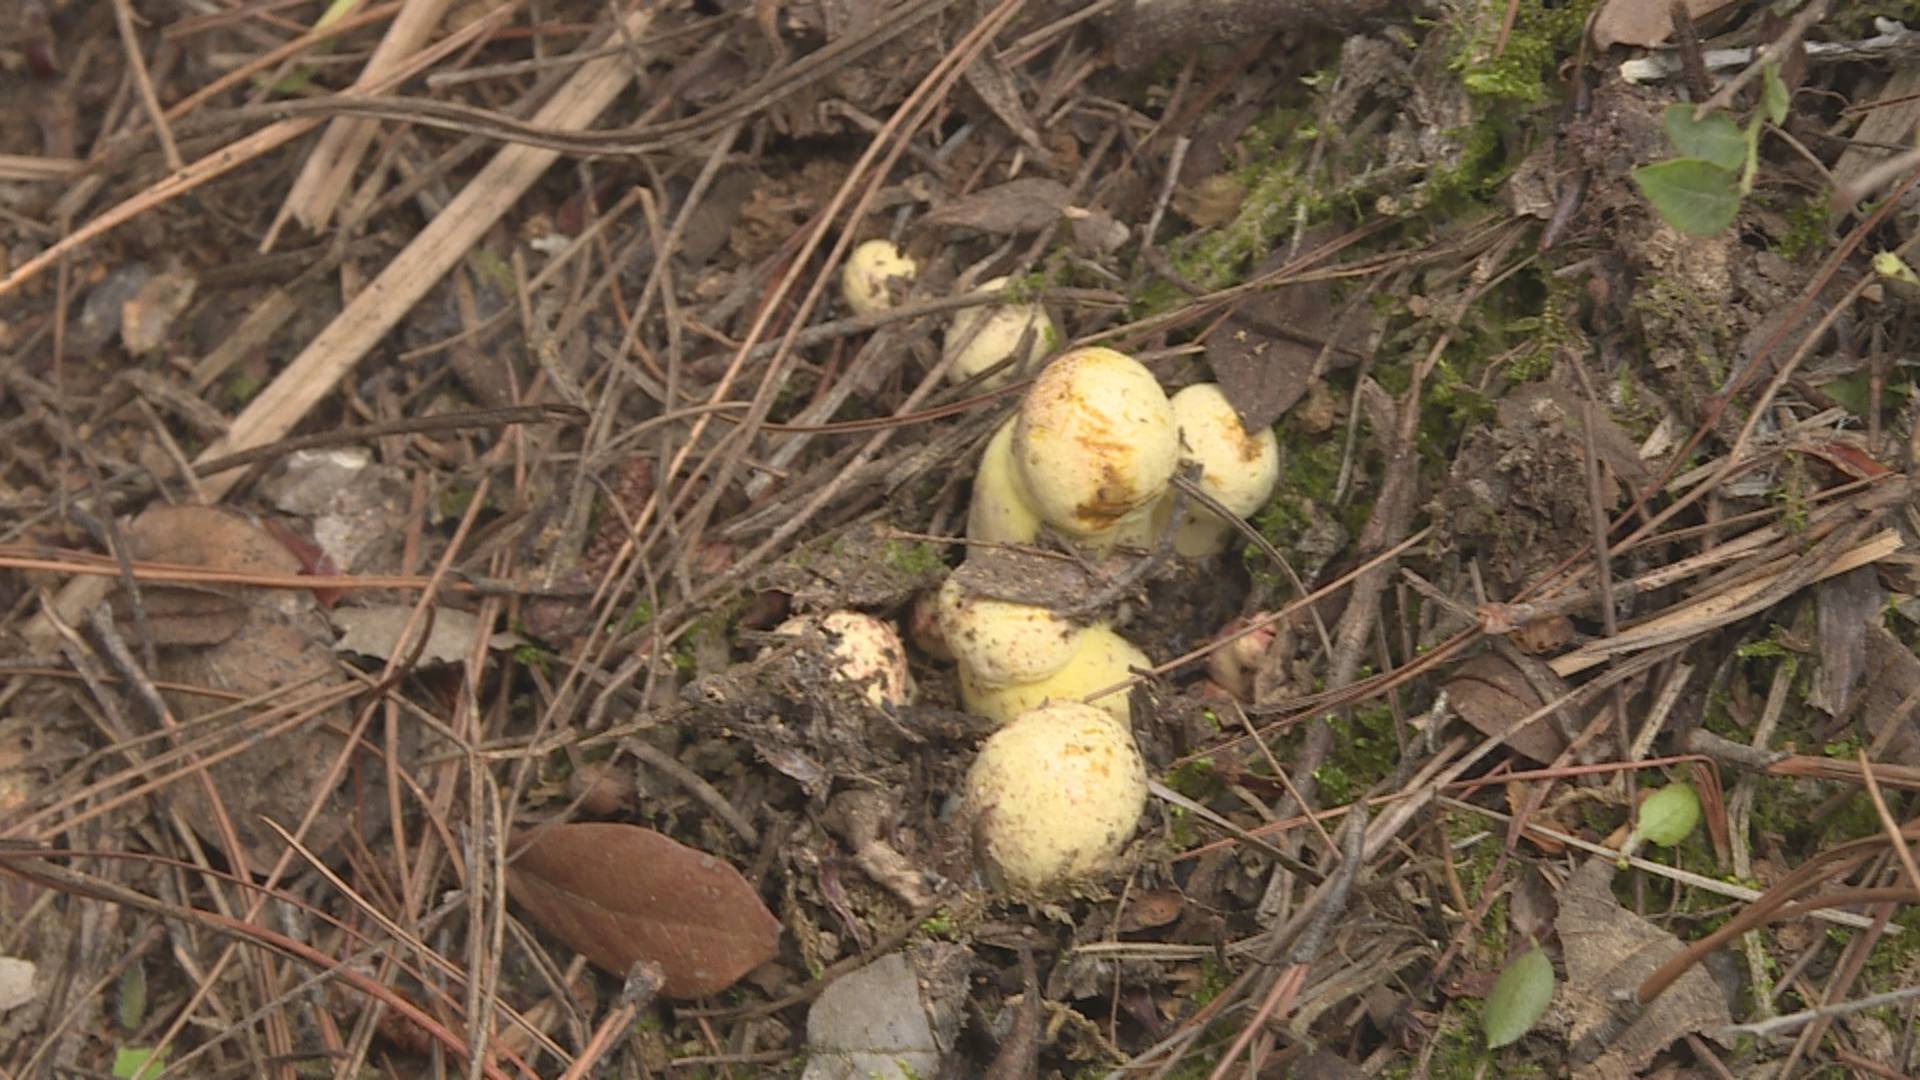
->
[965,701,1148,891]
[773,610,915,710]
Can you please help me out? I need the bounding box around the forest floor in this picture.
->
[6,0,1920,1077]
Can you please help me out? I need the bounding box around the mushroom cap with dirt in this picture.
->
[935,575,1081,689]
[965,700,1148,891]
[839,238,918,317]
[957,623,1148,728]
[1012,346,1178,545]
[943,276,1057,387]
[773,610,915,709]
[1167,382,1281,557]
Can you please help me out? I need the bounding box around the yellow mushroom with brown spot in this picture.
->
[1012,347,1177,549]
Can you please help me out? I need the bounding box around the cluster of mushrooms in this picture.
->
[779,239,1283,893]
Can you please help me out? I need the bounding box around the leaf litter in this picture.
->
[2,2,1920,1078]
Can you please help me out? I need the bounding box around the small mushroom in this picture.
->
[773,610,915,709]
[935,576,1080,690]
[943,277,1057,387]
[966,419,1043,545]
[965,701,1148,891]
[1166,382,1280,556]
[840,239,917,317]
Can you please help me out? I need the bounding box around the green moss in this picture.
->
[1166,757,1223,802]
[1772,199,1828,262]
[879,538,946,577]
[223,371,263,407]
[1452,0,1597,105]
[1314,705,1400,804]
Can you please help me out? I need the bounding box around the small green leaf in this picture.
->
[1636,783,1702,847]
[1485,946,1554,1049]
[1632,159,1741,235]
[1662,104,1749,172]
[113,1046,167,1080]
[1761,62,1790,126]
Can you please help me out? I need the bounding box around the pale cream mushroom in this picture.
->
[965,701,1148,891]
[1166,382,1280,557]
[957,624,1147,728]
[966,419,1042,545]
[839,239,918,317]
[773,611,915,709]
[943,277,1057,388]
[1012,347,1178,548]
[935,576,1080,690]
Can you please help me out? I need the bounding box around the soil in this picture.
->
[4,1,1920,1077]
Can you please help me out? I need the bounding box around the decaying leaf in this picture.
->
[1860,623,1920,764]
[331,605,522,666]
[505,822,781,999]
[123,505,362,874]
[1204,240,1368,433]
[1445,653,1572,765]
[921,178,1070,235]
[1591,0,1739,49]
[1556,858,1730,1079]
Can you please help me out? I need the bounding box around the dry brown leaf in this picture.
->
[123,505,359,873]
[505,822,781,999]
[921,178,1070,235]
[1557,858,1730,1079]
[1591,0,1738,49]
[1445,653,1571,765]
[1204,239,1368,433]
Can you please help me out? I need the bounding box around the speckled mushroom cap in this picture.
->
[944,276,1056,387]
[772,611,915,709]
[965,701,1147,891]
[935,576,1083,689]
[1012,347,1177,539]
[839,239,917,317]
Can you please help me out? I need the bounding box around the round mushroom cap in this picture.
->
[944,277,1057,387]
[957,623,1147,728]
[773,611,915,709]
[966,701,1147,891]
[840,239,917,317]
[936,576,1081,689]
[1169,383,1280,556]
[1013,347,1177,539]
[1171,383,1280,517]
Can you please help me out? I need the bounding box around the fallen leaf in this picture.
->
[803,953,942,1080]
[1205,238,1368,432]
[1591,0,1738,49]
[921,178,1070,235]
[331,605,521,666]
[1557,858,1730,1079]
[124,505,362,874]
[505,822,780,999]
[1445,653,1572,765]
[1484,945,1553,1048]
